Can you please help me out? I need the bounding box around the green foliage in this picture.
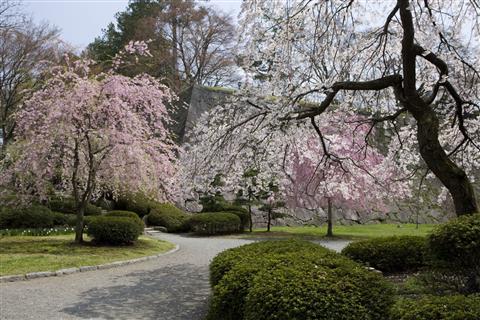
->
[51,211,68,226]
[428,213,480,269]
[0,227,75,236]
[64,214,78,227]
[342,236,427,273]
[146,203,189,232]
[0,205,55,229]
[209,240,323,287]
[114,193,156,217]
[105,210,144,230]
[87,216,143,245]
[47,197,102,216]
[207,240,393,320]
[389,295,480,320]
[188,212,241,235]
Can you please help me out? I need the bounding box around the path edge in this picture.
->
[0,243,180,283]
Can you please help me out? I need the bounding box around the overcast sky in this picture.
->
[22,0,242,50]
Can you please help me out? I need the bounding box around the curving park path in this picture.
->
[0,233,350,320]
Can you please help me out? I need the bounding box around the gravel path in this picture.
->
[0,233,350,320]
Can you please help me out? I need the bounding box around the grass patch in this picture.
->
[237,224,435,240]
[0,235,175,276]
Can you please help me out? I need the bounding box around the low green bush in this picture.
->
[389,295,480,320]
[207,240,393,320]
[200,198,250,229]
[0,205,55,229]
[428,213,480,269]
[87,216,143,245]
[427,213,480,293]
[341,236,427,273]
[105,210,144,230]
[146,203,189,232]
[210,239,324,286]
[189,212,240,235]
[48,197,102,216]
[114,193,155,217]
[64,214,77,227]
[51,211,68,226]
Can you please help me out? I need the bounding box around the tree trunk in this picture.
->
[397,0,478,216]
[267,209,271,232]
[74,205,85,244]
[414,111,478,215]
[248,204,253,232]
[326,198,333,237]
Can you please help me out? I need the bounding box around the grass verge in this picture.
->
[235,224,435,240]
[0,235,175,276]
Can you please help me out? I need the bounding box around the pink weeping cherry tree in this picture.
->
[284,113,411,236]
[0,42,178,243]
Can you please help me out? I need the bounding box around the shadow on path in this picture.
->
[62,264,210,320]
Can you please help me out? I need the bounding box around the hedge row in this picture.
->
[188,212,241,235]
[208,240,393,320]
[341,213,480,274]
[0,205,64,229]
[341,236,427,273]
[390,295,480,320]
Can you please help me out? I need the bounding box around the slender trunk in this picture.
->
[248,203,253,232]
[74,204,85,243]
[267,209,271,232]
[326,198,333,237]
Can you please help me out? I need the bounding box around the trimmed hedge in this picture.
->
[390,295,480,320]
[341,236,427,273]
[189,212,241,235]
[210,239,324,286]
[201,199,249,229]
[105,210,144,230]
[115,193,155,217]
[48,197,102,216]
[87,216,143,245]
[207,240,393,320]
[0,205,55,228]
[146,203,189,232]
[428,213,480,269]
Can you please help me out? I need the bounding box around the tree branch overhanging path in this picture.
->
[240,0,479,216]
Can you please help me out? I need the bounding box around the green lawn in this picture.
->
[241,224,436,240]
[0,235,175,276]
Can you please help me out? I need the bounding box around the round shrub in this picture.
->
[342,236,427,273]
[0,205,55,228]
[210,239,324,286]
[87,216,143,245]
[207,240,393,320]
[389,295,480,320]
[115,193,155,217]
[48,197,102,216]
[208,240,337,320]
[428,213,480,269]
[146,203,189,232]
[188,212,240,235]
[105,210,144,230]
[244,256,393,320]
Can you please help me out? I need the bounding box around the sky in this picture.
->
[22,0,242,51]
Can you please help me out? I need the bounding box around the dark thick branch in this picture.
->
[294,75,402,119]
